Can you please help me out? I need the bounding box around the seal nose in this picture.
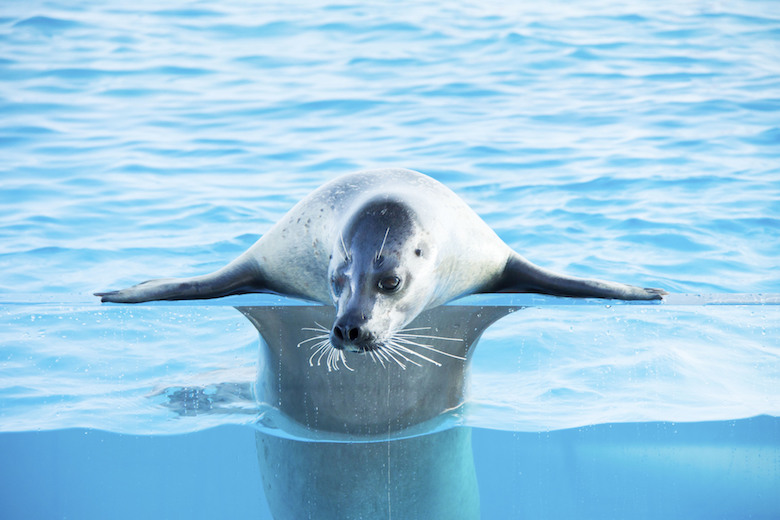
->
[330,319,372,351]
[333,324,360,342]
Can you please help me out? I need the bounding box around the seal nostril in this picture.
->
[333,327,344,340]
[348,327,359,341]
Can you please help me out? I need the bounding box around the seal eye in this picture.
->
[378,275,401,293]
[332,275,345,297]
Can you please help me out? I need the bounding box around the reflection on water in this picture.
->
[238,304,514,519]
[256,427,479,520]
[238,304,516,436]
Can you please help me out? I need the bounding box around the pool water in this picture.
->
[1,1,779,518]
[2,417,778,520]
[1,298,778,519]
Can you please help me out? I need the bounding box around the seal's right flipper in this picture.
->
[94,277,228,303]
[494,254,666,301]
[95,256,267,303]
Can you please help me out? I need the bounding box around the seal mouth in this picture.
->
[297,323,466,372]
[298,322,355,372]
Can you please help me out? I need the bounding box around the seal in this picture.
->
[98,168,664,520]
[96,168,665,356]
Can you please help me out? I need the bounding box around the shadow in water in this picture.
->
[237,304,516,520]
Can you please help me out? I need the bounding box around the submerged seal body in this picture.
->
[97,168,665,353]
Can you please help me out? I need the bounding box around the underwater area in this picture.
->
[1,0,779,518]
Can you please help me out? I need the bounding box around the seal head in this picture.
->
[328,196,435,352]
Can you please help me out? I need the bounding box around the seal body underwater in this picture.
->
[96,168,665,353]
[242,304,507,520]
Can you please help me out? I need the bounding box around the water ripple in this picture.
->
[13,15,85,32]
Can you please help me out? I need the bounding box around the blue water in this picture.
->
[1,1,779,518]
[2,418,778,519]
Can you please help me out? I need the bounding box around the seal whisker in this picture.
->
[385,340,441,367]
[339,232,351,263]
[381,348,407,370]
[302,322,329,332]
[308,339,330,352]
[299,321,332,349]
[368,349,385,368]
[374,345,406,370]
[330,348,343,372]
[308,339,331,367]
[297,334,329,347]
[301,327,329,333]
[339,350,354,372]
[300,321,354,371]
[375,227,390,261]
[390,336,467,361]
[328,348,340,372]
[394,333,463,342]
[382,342,425,367]
[299,320,356,372]
[315,341,332,367]
[328,348,352,372]
[396,326,432,333]
[373,347,391,367]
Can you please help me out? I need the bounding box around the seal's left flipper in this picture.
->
[492,253,666,301]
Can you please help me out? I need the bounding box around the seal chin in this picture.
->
[341,343,365,354]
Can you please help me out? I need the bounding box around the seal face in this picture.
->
[327,196,436,353]
[96,168,666,355]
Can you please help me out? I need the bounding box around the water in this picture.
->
[3,418,778,519]
[1,1,779,518]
